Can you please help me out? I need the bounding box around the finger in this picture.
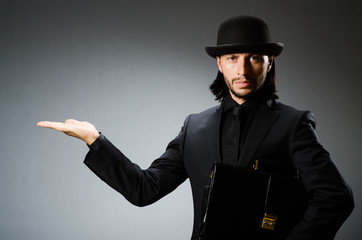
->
[37,121,70,132]
[37,121,53,127]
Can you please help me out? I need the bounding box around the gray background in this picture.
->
[1,0,361,239]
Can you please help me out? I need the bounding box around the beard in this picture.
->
[230,87,251,99]
[227,76,266,100]
[229,87,260,100]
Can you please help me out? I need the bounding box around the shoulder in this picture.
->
[272,100,316,128]
[188,105,220,120]
[179,105,221,131]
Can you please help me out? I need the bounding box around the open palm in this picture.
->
[37,119,99,145]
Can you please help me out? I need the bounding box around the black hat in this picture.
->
[205,16,284,58]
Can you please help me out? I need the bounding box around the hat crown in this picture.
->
[217,16,271,46]
[205,15,283,58]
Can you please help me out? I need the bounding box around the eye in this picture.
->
[227,56,237,61]
[250,55,263,62]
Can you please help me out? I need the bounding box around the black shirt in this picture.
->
[220,94,261,165]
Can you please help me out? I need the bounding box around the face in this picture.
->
[217,53,273,104]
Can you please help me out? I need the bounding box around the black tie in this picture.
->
[223,105,243,164]
[226,106,242,146]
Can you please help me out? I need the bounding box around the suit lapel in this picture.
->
[239,101,280,167]
[204,106,223,164]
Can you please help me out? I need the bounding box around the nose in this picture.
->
[237,58,249,76]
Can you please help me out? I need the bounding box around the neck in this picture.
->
[230,92,246,105]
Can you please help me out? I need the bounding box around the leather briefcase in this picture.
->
[199,161,308,240]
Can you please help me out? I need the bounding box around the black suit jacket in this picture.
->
[84,100,354,240]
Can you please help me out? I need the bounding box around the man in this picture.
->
[38,16,354,239]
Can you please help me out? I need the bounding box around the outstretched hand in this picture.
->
[37,119,100,145]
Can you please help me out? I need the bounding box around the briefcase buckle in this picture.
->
[260,213,278,230]
[252,159,260,170]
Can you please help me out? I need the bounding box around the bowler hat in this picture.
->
[205,16,284,58]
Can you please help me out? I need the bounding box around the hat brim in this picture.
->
[205,42,284,58]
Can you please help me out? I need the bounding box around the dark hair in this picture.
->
[209,61,279,102]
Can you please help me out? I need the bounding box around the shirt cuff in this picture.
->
[87,132,105,150]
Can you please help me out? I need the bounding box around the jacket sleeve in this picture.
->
[83,117,190,207]
[286,111,354,240]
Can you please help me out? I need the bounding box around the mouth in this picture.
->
[232,78,252,88]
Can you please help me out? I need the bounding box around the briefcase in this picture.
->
[199,161,308,240]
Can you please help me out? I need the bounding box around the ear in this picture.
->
[267,56,274,72]
[216,56,223,73]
